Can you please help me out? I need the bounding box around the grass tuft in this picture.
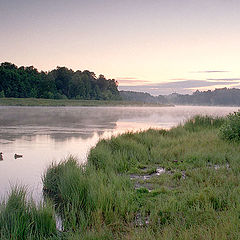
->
[0,186,57,240]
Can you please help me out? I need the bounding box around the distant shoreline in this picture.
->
[0,98,173,107]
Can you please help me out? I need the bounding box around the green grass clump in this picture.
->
[183,115,225,132]
[220,111,240,142]
[43,156,137,234]
[0,186,57,240]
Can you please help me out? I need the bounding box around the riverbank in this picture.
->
[1,115,240,239]
[0,98,172,107]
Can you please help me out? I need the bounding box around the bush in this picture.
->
[0,90,5,98]
[219,111,240,141]
[54,93,68,99]
[42,91,54,99]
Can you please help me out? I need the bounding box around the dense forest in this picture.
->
[0,62,120,100]
[120,88,240,106]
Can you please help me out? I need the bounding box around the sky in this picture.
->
[1,0,240,95]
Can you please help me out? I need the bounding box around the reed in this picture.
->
[0,186,57,240]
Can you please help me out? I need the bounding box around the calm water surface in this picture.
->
[0,105,239,200]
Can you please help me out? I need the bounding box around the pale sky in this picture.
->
[1,0,240,95]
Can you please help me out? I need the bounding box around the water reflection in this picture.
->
[0,105,239,201]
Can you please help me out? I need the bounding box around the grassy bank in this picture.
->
[0,98,171,107]
[2,114,240,239]
[41,115,240,239]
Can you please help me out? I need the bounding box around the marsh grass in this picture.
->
[43,157,137,234]
[0,186,57,240]
[4,114,240,239]
[41,115,240,239]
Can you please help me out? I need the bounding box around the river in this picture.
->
[0,105,239,200]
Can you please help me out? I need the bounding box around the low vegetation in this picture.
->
[2,112,240,239]
[0,186,57,240]
[0,98,169,107]
[220,111,240,142]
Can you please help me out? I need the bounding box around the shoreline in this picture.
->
[0,98,173,107]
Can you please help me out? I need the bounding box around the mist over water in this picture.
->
[0,105,239,200]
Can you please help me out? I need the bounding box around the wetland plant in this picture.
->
[220,111,240,141]
[0,186,57,240]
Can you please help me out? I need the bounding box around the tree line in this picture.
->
[0,62,120,100]
[120,88,240,106]
[165,88,240,106]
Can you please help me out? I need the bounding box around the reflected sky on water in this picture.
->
[0,105,239,201]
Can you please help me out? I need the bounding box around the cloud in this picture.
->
[169,78,191,81]
[207,78,240,81]
[119,79,240,95]
[116,77,138,80]
[134,80,238,89]
[190,70,230,73]
[116,77,151,84]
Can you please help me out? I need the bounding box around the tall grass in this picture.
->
[43,157,137,233]
[0,186,57,240]
[42,114,240,239]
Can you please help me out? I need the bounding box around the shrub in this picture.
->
[0,90,5,98]
[54,93,68,99]
[219,111,240,141]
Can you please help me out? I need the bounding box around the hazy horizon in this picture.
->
[1,0,240,95]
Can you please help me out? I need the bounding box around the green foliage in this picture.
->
[43,156,136,233]
[0,90,5,98]
[0,62,120,101]
[0,186,57,239]
[42,91,54,99]
[219,111,240,141]
[53,93,68,99]
[40,115,240,238]
[184,115,225,132]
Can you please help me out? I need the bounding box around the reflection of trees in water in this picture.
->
[0,131,105,143]
[50,130,105,142]
[0,107,121,142]
[0,106,171,126]
[0,106,236,142]
[0,106,191,142]
[0,107,119,127]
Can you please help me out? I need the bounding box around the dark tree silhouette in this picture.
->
[0,62,121,100]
